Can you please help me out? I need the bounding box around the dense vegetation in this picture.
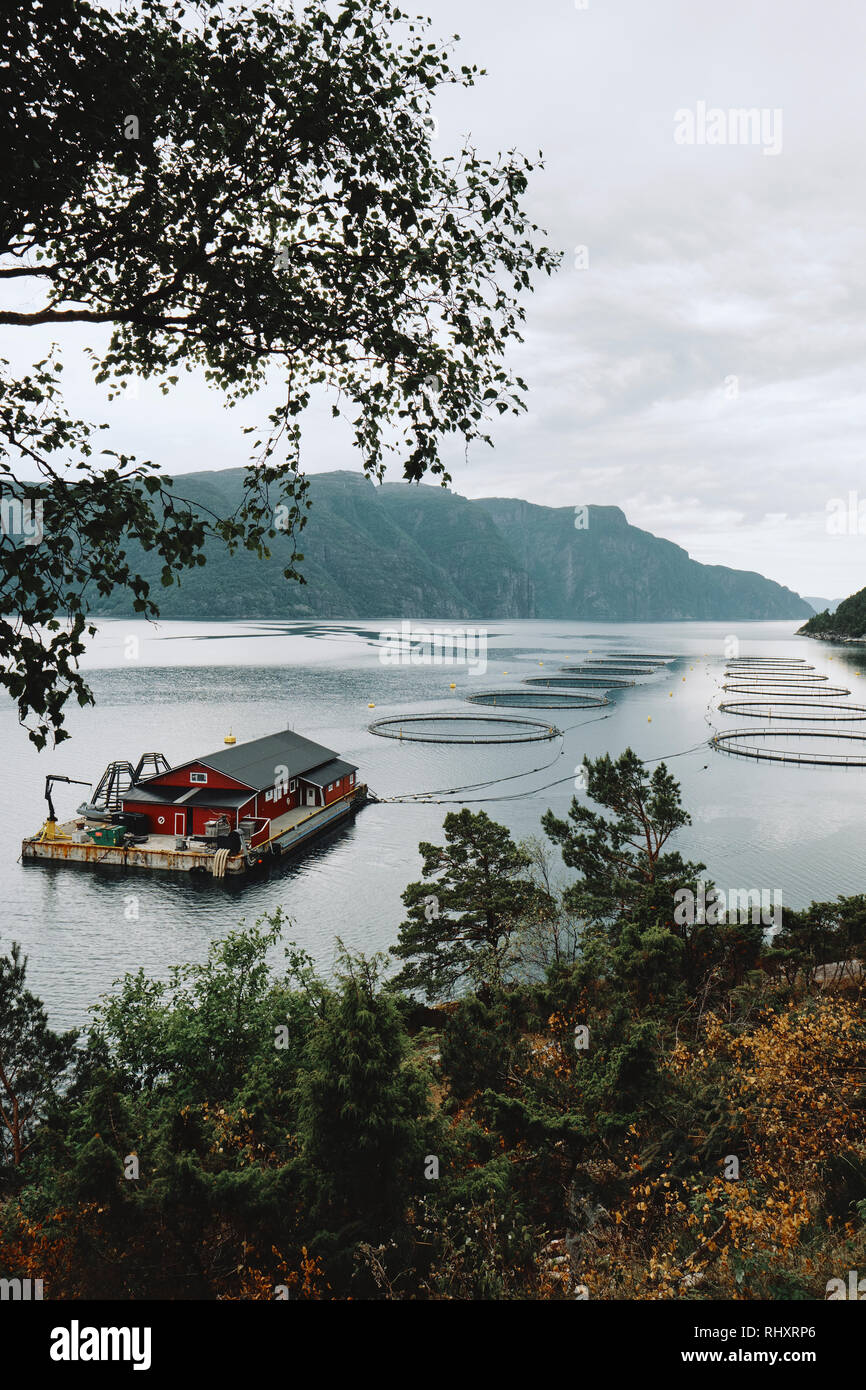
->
[1,751,864,1300]
[89,467,813,622]
[800,584,866,640]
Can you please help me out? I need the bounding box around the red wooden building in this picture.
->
[122,730,359,842]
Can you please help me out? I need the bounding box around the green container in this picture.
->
[89,824,126,847]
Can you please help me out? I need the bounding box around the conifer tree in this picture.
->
[390,809,554,1001]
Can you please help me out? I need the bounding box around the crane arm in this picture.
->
[44,775,92,822]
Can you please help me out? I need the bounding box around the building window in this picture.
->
[190,771,208,784]
[264,789,273,803]
[290,779,297,792]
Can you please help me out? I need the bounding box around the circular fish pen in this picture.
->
[586,656,667,667]
[525,675,635,689]
[723,682,852,697]
[600,652,677,660]
[711,729,866,766]
[466,690,608,710]
[718,699,866,722]
[559,664,658,676]
[723,671,829,684]
[368,712,561,743]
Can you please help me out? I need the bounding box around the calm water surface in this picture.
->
[4,618,865,1030]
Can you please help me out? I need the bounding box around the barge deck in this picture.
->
[21,784,369,878]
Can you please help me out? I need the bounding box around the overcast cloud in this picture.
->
[6,0,866,600]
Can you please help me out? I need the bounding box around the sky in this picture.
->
[6,0,866,601]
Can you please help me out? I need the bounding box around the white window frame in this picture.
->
[190,771,208,784]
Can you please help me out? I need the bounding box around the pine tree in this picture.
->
[390,809,554,1001]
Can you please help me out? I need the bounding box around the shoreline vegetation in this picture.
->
[799,584,866,643]
[2,750,864,1300]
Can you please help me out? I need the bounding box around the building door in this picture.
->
[306,788,316,806]
[174,813,185,835]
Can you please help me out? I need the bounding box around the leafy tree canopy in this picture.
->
[0,0,557,744]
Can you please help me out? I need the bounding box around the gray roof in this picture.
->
[125,786,251,809]
[137,729,344,793]
[301,758,358,788]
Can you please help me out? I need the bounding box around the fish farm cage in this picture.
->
[723,669,828,682]
[722,681,852,697]
[368,713,561,743]
[712,653,866,762]
[525,674,635,689]
[559,664,662,676]
[465,690,609,709]
[584,656,668,665]
[711,729,866,766]
[718,700,866,722]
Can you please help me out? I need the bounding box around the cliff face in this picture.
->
[92,468,812,621]
[474,496,811,620]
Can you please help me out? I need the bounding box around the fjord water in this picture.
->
[4,618,865,1030]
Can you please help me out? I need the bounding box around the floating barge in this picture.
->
[22,729,369,878]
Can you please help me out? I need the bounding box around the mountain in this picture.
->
[804,596,842,615]
[799,585,866,641]
[92,468,813,621]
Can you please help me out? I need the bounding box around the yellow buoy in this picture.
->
[449,683,456,689]
[224,730,236,745]
[647,716,652,722]
[669,692,673,698]
[368,702,375,708]
[682,676,686,682]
